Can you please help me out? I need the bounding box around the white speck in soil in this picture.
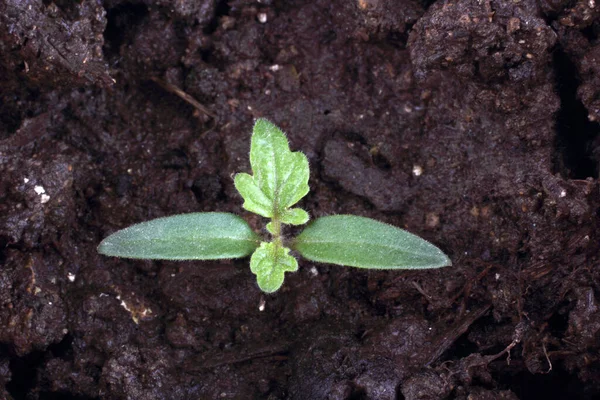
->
[258,13,268,23]
[412,165,423,176]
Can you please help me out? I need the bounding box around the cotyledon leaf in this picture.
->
[234,118,309,225]
[293,215,452,269]
[98,212,261,260]
[250,242,298,293]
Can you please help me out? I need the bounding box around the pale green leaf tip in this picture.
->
[442,251,452,267]
[97,239,113,256]
[98,237,130,257]
[254,118,272,129]
[422,241,452,268]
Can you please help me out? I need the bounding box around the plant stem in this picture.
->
[270,216,282,247]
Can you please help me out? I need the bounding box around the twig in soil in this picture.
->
[449,264,493,318]
[484,321,527,365]
[437,321,529,381]
[479,322,528,367]
[412,281,433,302]
[150,77,216,119]
[424,304,492,366]
[185,342,290,370]
[542,340,553,373]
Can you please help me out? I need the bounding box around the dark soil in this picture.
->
[1,0,600,399]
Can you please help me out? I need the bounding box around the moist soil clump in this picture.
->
[1,0,600,399]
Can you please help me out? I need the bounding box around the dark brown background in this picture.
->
[1,0,600,399]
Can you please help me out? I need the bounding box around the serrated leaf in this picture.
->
[98,212,260,260]
[233,173,273,217]
[234,118,309,224]
[293,215,452,269]
[250,242,298,293]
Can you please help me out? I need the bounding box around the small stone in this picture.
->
[507,17,520,33]
[425,213,440,228]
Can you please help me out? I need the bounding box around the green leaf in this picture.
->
[232,172,273,218]
[250,242,298,293]
[234,118,309,224]
[98,212,261,260]
[280,208,309,225]
[293,215,451,269]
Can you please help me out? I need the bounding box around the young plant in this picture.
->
[98,119,451,293]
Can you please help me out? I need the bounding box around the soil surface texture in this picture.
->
[1,0,600,399]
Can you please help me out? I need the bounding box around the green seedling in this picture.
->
[98,119,451,293]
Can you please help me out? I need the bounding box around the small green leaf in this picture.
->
[250,242,298,293]
[234,118,309,224]
[293,215,451,269]
[233,173,273,217]
[98,212,261,260]
[280,208,309,225]
[266,222,277,235]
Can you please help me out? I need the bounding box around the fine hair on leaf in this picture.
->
[98,118,452,293]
